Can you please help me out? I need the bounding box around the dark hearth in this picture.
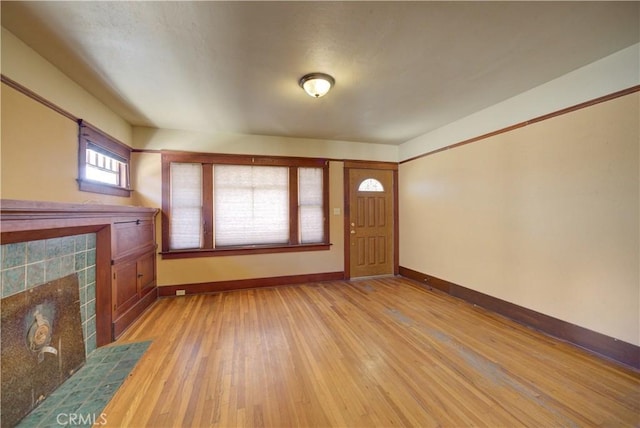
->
[1,274,85,427]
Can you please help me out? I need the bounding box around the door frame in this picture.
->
[343,160,399,279]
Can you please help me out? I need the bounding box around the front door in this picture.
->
[347,168,395,278]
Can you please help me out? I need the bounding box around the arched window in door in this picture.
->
[358,178,384,192]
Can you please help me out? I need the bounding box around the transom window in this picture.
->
[162,152,330,258]
[358,178,384,192]
[77,120,132,197]
[85,146,127,186]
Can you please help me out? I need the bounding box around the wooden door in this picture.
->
[348,168,394,278]
[112,259,138,318]
[137,252,156,297]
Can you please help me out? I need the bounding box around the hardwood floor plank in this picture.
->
[102,277,640,427]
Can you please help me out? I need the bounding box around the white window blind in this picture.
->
[214,165,289,247]
[170,163,203,250]
[298,167,324,243]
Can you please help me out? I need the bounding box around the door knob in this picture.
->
[350,230,356,234]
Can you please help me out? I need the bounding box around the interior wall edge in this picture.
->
[1,27,132,146]
[399,266,640,370]
[399,43,640,162]
[397,91,639,348]
[400,85,640,165]
[157,271,345,296]
[131,126,400,163]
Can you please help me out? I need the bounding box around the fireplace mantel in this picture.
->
[1,199,159,346]
[1,199,157,235]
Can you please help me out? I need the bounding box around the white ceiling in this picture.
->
[2,1,638,145]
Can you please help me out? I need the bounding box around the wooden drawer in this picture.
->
[113,220,154,259]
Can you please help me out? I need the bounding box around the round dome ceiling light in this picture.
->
[299,72,335,98]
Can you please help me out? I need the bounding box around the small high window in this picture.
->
[85,146,127,186]
[77,120,132,197]
[358,178,384,192]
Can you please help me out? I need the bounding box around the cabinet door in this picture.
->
[137,252,156,296]
[112,260,138,317]
[112,220,155,261]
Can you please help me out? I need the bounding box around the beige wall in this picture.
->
[0,84,133,205]
[400,44,639,161]
[133,153,345,285]
[399,93,640,345]
[1,27,132,146]
[1,26,134,205]
[133,126,398,162]
[130,124,395,287]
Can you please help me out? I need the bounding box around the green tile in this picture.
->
[27,240,46,263]
[86,266,96,284]
[74,235,87,252]
[76,269,87,289]
[45,238,64,259]
[86,249,96,267]
[75,252,86,271]
[34,394,67,411]
[87,234,96,250]
[52,402,85,416]
[86,283,96,303]
[2,266,26,297]
[2,242,26,269]
[109,369,131,382]
[90,383,119,402]
[86,301,96,319]
[86,317,96,338]
[45,258,61,282]
[85,335,97,356]
[60,237,76,256]
[27,262,46,288]
[59,390,90,407]
[72,385,100,401]
[18,341,151,428]
[60,255,75,276]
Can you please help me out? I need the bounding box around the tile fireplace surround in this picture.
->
[1,233,98,355]
[0,199,158,426]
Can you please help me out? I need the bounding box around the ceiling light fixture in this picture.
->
[298,72,335,98]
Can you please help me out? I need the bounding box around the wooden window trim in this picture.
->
[160,243,331,259]
[161,151,330,258]
[78,119,132,197]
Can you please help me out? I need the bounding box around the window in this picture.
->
[77,119,132,197]
[299,167,325,243]
[214,165,290,247]
[161,152,329,258]
[358,178,384,192]
[169,163,203,250]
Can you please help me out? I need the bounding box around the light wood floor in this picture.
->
[103,277,640,427]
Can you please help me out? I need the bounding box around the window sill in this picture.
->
[77,179,132,197]
[160,243,331,259]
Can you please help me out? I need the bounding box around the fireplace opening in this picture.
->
[1,234,97,427]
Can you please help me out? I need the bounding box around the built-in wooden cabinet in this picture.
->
[111,216,158,338]
[0,200,159,345]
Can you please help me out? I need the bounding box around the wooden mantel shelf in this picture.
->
[1,199,158,234]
